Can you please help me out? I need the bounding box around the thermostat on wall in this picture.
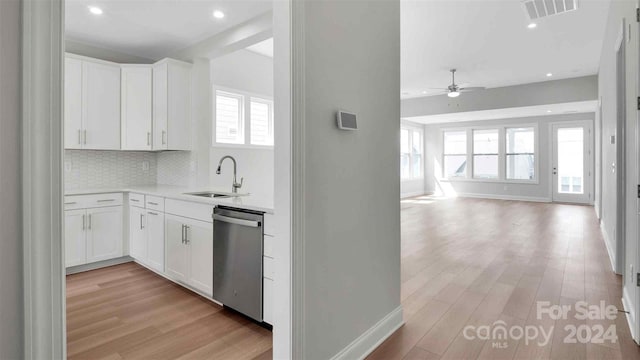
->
[337,111,358,130]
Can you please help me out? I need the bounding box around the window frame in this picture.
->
[472,128,500,180]
[401,124,424,181]
[212,85,275,149]
[440,123,538,184]
[505,126,536,181]
[442,129,468,179]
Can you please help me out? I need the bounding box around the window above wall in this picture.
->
[213,87,274,148]
[442,125,538,183]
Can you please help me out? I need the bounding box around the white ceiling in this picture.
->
[246,38,274,58]
[401,0,611,99]
[65,0,272,60]
[404,100,598,124]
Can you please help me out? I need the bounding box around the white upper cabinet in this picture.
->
[153,59,192,151]
[121,66,153,150]
[64,54,121,150]
[64,57,83,149]
[82,60,121,150]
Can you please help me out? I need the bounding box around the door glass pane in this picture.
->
[557,127,584,194]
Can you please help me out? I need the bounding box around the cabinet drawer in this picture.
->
[264,213,275,236]
[264,235,274,258]
[65,193,123,210]
[165,199,214,223]
[146,195,164,212]
[64,196,85,210]
[263,256,274,280]
[129,193,145,208]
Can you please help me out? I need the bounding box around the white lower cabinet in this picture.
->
[64,205,123,268]
[129,206,147,261]
[146,210,165,273]
[165,214,213,296]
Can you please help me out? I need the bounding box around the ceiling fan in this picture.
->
[432,69,486,98]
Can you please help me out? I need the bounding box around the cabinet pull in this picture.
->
[184,225,190,244]
[130,198,140,202]
[64,202,77,205]
[162,130,166,145]
[88,214,92,230]
[83,130,87,145]
[78,130,82,145]
[82,214,86,230]
[147,132,151,146]
[181,224,185,244]
[97,199,115,203]
[148,211,158,216]
[140,214,144,229]
[148,202,158,205]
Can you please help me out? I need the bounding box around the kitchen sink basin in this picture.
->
[184,192,234,199]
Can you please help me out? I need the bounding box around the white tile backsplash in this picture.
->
[64,150,157,190]
[157,151,197,187]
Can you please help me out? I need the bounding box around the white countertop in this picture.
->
[65,185,274,214]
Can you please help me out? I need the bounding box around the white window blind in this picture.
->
[215,91,244,144]
[250,98,274,146]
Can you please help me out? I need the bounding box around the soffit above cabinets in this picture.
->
[65,0,272,60]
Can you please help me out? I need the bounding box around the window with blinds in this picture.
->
[215,91,244,144]
[250,98,274,146]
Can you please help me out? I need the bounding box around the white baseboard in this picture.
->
[401,191,426,199]
[66,256,134,275]
[622,288,638,343]
[331,306,404,360]
[599,221,618,274]
[455,192,551,203]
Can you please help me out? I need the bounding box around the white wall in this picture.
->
[0,0,23,357]
[298,0,402,358]
[210,49,274,198]
[424,113,595,202]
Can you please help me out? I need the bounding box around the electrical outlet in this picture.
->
[142,161,150,171]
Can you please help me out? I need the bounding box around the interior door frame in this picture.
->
[615,21,628,279]
[549,119,594,205]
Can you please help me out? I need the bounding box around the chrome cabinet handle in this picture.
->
[97,199,115,203]
[148,202,158,205]
[162,130,166,145]
[148,211,158,216]
[140,214,144,230]
[147,132,151,146]
[213,214,261,228]
[181,224,185,244]
[130,198,140,202]
[184,225,190,244]
[65,202,77,205]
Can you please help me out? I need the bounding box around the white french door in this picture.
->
[551,121,593,204]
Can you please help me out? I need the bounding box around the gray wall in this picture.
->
[424,113,595,201]
[300,0,401,358]
[0,0,23,358]
[598,0,638,287]
[402,75,598,118]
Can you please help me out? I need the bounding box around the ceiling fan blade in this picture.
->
[459,87,486,92]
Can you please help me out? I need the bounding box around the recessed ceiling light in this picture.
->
[546,73,553,77]
[422,90,428,94]
[213,10,225,19]
[547,110,552,113]
[527,23,537,29]
[88,6,103,15]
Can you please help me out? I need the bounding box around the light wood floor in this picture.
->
[66,262,272,360]
[369,196,640,360]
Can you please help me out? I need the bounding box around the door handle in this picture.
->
[552,167,557,175]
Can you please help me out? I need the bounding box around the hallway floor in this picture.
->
[369,196,640,360]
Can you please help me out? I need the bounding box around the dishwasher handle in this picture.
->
[213,214,261,228]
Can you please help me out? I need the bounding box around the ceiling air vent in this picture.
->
[523,0,577,20]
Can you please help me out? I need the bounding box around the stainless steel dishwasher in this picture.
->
[213,206,264,322]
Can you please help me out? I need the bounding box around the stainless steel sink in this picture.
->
[185,192,234,199]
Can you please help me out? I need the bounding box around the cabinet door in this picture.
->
[86,206,123,263]
[185,218,213,296]
[167,62,191,150]
[129,206,147,262]
[121,66,152,150]
[65,209,86,267]
[83,61,121,150]
[146,210,165,273]
[152,62,168,150]
[64,57,83,150]
[165,215,189,283]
